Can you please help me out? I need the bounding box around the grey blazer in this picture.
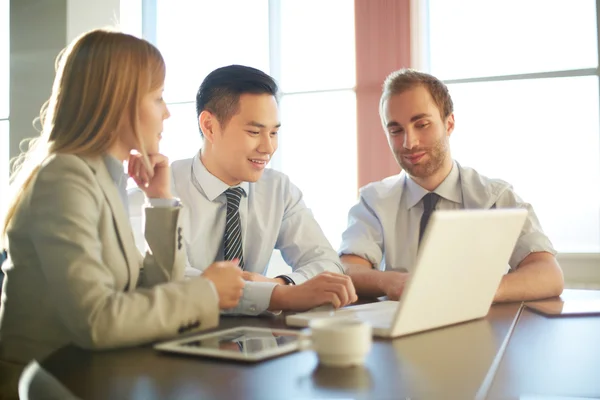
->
[0,154,219,367]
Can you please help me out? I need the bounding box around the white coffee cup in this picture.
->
[309,318,372,367]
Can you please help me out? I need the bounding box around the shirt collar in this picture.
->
[103,155,126,188]
[192,153,250,202]
[405,161,462,209]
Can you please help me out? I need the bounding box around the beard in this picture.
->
[395,136,449,179]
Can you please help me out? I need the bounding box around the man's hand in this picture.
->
[201,261,245,309]
[269,272,358,312]
[342,257,409,299]
[128,153,172,199]
[380,270,410,300]
[242,271,284,285]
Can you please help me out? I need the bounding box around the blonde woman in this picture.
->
[0,29,245,396]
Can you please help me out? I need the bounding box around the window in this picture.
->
[152,1,357,267]
[155,0,271,162]
[278,0,356,93]
[428,0,597,80]
[277,0,357,249]
[119,0,143,38]
[157,0,270,103]
[159,102,201,162]
[423,0,600,254]
[280,90,357,249]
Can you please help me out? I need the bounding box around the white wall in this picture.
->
[9,0,139,161]
[67,0,142,43]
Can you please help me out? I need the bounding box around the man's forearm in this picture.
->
[494,252,564,303]
[269,284,291,311]
[286,259,344,285]
[344,264,388,297]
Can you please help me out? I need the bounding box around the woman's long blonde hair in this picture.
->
[2,28,165,237]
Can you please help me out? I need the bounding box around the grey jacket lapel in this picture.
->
[81,156,140,291]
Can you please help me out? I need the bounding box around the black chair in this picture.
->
[18,360,81,400]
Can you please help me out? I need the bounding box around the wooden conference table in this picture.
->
[42,290,600,399]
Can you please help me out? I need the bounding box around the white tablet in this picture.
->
[154,326,307,362]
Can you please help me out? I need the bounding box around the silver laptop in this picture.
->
[286,208,528,338]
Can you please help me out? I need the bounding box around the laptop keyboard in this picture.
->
[325,303,397,328]
[353,310,395,328]
[288,301,399,330]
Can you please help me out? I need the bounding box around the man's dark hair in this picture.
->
[195,65,279,137]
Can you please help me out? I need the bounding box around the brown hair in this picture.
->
[2,28,165,237]
[380,68,453,119]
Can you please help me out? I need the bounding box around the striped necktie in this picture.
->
[419,192,440,246]
[224,187,245,269]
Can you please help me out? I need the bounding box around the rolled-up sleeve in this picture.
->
[495,188,557,269]
[338,195,385,269]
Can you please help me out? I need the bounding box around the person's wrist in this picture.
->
[275,275,295,285]
[269,284,293,311]
[378,271,393,293]
[145,190,172,199]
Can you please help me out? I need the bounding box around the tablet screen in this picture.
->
[155,326,306,361]
[179,328,300,354]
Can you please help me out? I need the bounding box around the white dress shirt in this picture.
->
[103,155,130,212]
[339,161,556,272]
[170,153,344,315]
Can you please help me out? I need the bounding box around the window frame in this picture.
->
[412,0,600,286]
[141,0,358,275]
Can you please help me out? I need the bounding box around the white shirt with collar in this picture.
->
[339,161,556,272]
[170,153,344,315]
[103,155,130,211]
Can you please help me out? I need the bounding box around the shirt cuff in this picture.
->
[286,272,310,285]
[146,198,181,208]
[184,266,203,278]
[220,281,278,316]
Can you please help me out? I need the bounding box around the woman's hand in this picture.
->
[128,153,172,199]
